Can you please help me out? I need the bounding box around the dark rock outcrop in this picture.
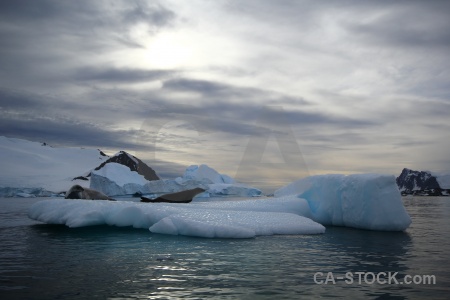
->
[140,187,206,203]
[396,168,449,196]
[65,184,115,200]
[94,151,159,181]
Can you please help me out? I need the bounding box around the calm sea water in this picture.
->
[0,196,449,299]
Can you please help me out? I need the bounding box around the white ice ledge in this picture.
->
[28,197,325,238]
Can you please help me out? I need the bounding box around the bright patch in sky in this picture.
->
[145,31,194,69]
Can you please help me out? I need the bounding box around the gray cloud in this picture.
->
[75,67,174,83]
[0,0,175,30]
[161,79,374,130]
[163,78,231,95]
[162,78,310,106]
[0,0,76,21]
[0,79,375,155]
[0,89,45,109]
[0,1,177,88]
[122,1,175,28]
[0,111,143,150]
[1,0,450,187]
[346,5,450,49]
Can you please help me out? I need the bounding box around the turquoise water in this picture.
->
[1,197,449,299]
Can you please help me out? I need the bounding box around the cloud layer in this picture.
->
[1,0,449,190]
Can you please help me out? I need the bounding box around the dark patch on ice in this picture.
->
[72,176,89,181]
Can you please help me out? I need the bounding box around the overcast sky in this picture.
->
[1,0,449,191]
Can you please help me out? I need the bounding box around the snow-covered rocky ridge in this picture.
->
[93,151,159,181]
[396,168,450,196]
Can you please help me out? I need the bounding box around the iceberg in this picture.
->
[180,165,261,197]
[90,163,150,196]
[90,163,262,198]
[16,192,36,198]
[90,163,204,196]
[182,164,235,184]
[175,164,261,197]
[28,197,325,238]
[204,183,262,197]
[28,173,411,238]
[194,195,312,217]
[275,174,411,231]
[0,187,56,198]
[149,210,320,238]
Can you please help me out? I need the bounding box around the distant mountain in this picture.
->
[0,136,159,197]
[396,168,449,196]
[0,136,260,198]
[0,136,109,196]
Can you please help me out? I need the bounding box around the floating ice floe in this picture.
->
[16,192,36,198]
[28,196,325,238]
[28,172,412,238]
[275,174,411,231]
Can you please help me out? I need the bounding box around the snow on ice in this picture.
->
[275,174,411,231]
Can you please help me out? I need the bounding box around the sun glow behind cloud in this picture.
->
[126,22,243,75]
[144,31,194,69]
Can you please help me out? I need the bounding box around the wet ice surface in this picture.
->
[28,197,324,238]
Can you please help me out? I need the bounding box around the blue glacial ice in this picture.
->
[275,174,411,231]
